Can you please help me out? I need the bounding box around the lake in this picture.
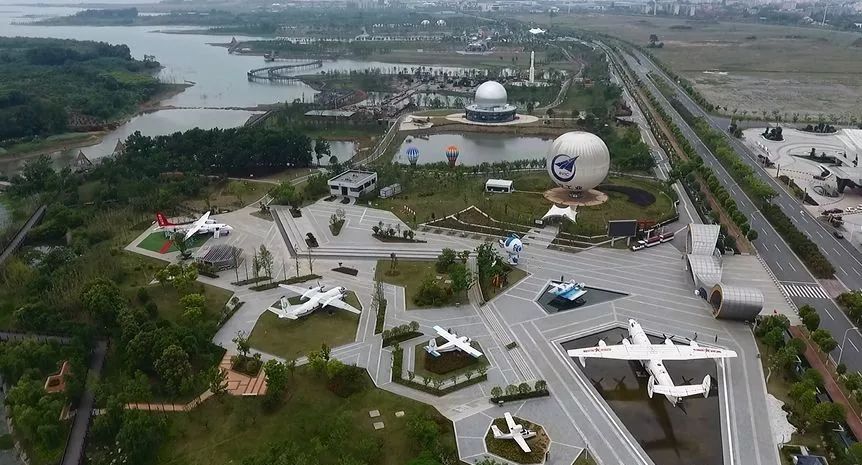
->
[394,133,552,166]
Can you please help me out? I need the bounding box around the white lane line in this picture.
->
[789,262,797,272]
[840,265,849,276]
[775,262,784,272]
[849,338,860,352]
[816,231,825,239]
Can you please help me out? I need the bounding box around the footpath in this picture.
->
[790,325,862,441]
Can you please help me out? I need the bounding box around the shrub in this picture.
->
[518,383,532,394]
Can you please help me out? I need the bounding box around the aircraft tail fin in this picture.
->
[651,375,712,399]
[155,212,175,227]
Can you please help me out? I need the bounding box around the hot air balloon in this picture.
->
[406,146,420,166]
[445,145,459,168]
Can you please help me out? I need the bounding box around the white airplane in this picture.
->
[425,326,484,358]
[566,319,737,406]
[491,412,536,453]
[266,284,361,320]
[549,280,588,301]
[155,211,233,240]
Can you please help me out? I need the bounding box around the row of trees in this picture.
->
[490,380,548,399]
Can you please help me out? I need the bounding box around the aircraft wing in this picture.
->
[265,306,299,320]
[652,383,707,398]
[559,288,586,301]
[322,295,361,315]
[567,343,737,362]
[278,284,316,297]
[183,211,211,240]
[504,412,518,431]
[513,434,531,453]
[433,326,483,358]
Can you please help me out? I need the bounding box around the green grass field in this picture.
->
[127,282,232,324]
[412,340,488,379]
[136,231,209,253]
[248,292,361,359]
[157,368,457,465]
[375,260,462,310]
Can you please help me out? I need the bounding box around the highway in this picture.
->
[603,44,862,370]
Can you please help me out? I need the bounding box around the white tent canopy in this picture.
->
[542,205,577,223]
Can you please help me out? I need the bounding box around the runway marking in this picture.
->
[779,283,831,299]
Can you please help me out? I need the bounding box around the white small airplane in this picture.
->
[549,280,588,301]
[425,326,484,358]
[155,211,233,240]
[266,284,361,320]
[567,319,737,406]
[491,412,536,453]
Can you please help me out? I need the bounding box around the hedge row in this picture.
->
[391,347,487,396]
[490,389,550,403]
[761,203,835,278]
[382,330,422,347]
[249,273,322,291]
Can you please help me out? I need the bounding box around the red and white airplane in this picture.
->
[154,211,233,240]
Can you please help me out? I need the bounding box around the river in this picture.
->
[0,3,467,170]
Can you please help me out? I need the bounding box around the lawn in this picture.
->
[413,340,488,379]
[374,171,673,237]
[137,231,210,254]
[157,369,457,465]
[375,260,465,309]
[129,281,233,324]
[481,267,529,302]
[248,292,361,359]
[184,179,269,211]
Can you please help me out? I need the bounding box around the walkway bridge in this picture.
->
[247,60,324,81]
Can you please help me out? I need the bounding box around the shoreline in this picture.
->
[0,82,193,162]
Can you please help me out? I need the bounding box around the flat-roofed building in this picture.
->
[328,170,378,198]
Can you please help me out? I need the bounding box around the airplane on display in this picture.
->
[549,280,588,301]
[266,284,361,320]
[425,326,484,358]
[567,319,737,407]
[155,211,233,240]
[491,412,536,453]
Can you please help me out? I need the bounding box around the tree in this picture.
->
[207,366,228,397]
[263,359,289,405]
[258,244,274,280]
[272,181,298,206]
[436,248,457,273]
[329,155,338,165]
[802,311,821,332]
[847,441,862,464]
[115,411,167,465]
[490,386,503,398]
[314,137,331,167]
[809,401,844,429]
[762,327,786,352]
[172,232,192,259]
[448,263,474,298]
[534,379,547,392]
[505,384,519,396]
[811,329,837,354]
[180,293,205,322]
[154,344,191,395]
[233,331,251,358]
[518,382,532,394]
[81,278,125,330]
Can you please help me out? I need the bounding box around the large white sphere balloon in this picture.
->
[546,131,610,193]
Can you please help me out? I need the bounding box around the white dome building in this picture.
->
[436,19,446,26]
[465,80,517,123]
[546,131,610,193]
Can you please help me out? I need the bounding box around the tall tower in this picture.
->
[529,51,535,83]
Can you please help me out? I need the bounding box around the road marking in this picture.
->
[840,265,848,276]
[788,262,797,272]
[780,283,831,299]
[775,262,784,272]
[816,231,825,239]
[850,339,860,352]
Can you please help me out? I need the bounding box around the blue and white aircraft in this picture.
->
[549,280,588,301]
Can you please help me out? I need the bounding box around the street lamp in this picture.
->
[837,326,859,366]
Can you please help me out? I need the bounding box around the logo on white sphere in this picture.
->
[551,154,579,183]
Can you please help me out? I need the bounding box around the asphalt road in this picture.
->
[602,44,862,370]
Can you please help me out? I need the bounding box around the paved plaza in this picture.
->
[126,198,786,465]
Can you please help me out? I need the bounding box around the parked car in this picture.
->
[834,231,845,239]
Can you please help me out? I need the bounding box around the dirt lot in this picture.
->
[517,13,862,117]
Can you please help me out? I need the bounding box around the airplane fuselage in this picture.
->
[628,320,679,405]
